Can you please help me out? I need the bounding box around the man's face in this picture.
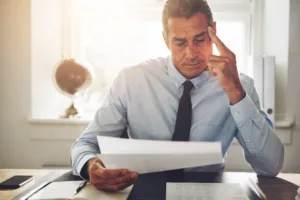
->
[163,12,216,79]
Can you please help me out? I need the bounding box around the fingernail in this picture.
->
[131,173,137,179]
[122,170,128,175]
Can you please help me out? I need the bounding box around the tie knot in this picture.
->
[183,81,194,94]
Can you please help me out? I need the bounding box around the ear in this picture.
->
[162,31,170,50]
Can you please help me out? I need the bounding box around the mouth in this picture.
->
[190,63,202,66]
[185,61,205,68]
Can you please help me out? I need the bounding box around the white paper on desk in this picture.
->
[28,181,133,200]
[166,183,250,200]
[97,136,223,174]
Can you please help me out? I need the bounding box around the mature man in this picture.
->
[71,0,284,192]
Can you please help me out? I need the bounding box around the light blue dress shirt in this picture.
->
[71,56,284,177]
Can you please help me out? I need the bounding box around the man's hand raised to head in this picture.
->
[207,26,246,105]
[88,157,138,191]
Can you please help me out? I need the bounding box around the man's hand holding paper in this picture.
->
[88,157,138,192]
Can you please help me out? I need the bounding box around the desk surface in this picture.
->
[0,169,299,200]
[0,169,57,200]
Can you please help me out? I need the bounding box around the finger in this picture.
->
[130,172,138,180]
[106,177,137,192]
[102,182,130,192]
[117,178,137,191]
[208,60,226,76]
[89,160,105,179]
[105,174,132,185]
[208,27,228,55]
[94,183,106,191]
[213,65,225,75]
[209,55,238,75]
[98,169,129,179]
[90,173,129,185]
[209,55,230,63]
[91,170,136,185]
[90,168,107,184]
[90,176,106,185]
[89,159,105,172]
[115,172,138,184]
[207,60,226,71]
[94,173,137,191]
[89,164,103,181]
[93,171,138,186]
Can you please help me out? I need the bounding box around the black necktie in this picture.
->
[172,81,194,141]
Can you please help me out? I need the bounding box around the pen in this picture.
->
[74,181,88,195]
[248,178,266,200]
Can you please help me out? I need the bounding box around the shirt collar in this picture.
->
[167,55,211,89]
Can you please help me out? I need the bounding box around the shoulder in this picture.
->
[121,56,168,77]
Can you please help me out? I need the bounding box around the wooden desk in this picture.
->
[0,169,53,200]
[0,169,299,200]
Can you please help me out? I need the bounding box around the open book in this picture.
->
[28,181,133,200]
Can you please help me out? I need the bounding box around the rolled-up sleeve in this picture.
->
[231,78,284,177]
[70,70,128,178]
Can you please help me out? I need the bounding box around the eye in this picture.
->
[194,39,205,44]
[174,42,186,47]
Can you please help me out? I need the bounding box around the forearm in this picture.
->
[243,126,284,177]
[70,130,100,178]
[71,109,127,178]
[232,94,284,177]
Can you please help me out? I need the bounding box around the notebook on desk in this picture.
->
[28,181,133,200]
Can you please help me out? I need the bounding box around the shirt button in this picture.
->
[234,111,240,117]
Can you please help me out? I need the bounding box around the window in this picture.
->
[30,0,253,119]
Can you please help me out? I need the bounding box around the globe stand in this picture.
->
[60,102,79,118]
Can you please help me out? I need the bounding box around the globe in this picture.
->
[53,58,92,118]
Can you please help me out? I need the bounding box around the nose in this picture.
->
[185,44,197,59]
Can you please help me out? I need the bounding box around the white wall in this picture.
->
[285,0,300,171]
[0,0,299,172]
[262,0,289,115]
[0,0,86,169]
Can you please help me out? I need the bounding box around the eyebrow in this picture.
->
[172,31,206,42]
[172,37,186,42]
[194,31,206,38]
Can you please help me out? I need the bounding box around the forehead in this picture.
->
[167,12,208,38]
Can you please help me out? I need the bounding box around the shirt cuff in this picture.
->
[229,93,259,126]
[76,154,97,180]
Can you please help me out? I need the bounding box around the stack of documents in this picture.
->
[97,136,223,174]
[166,182,250,200]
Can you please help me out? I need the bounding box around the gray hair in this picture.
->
[162,0,214,34]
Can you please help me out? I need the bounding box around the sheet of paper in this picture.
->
[28,181,133,200]
[75,184,133,200]
[97,136,223,174]
[166,183,250,200]
[97,136,222,154]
